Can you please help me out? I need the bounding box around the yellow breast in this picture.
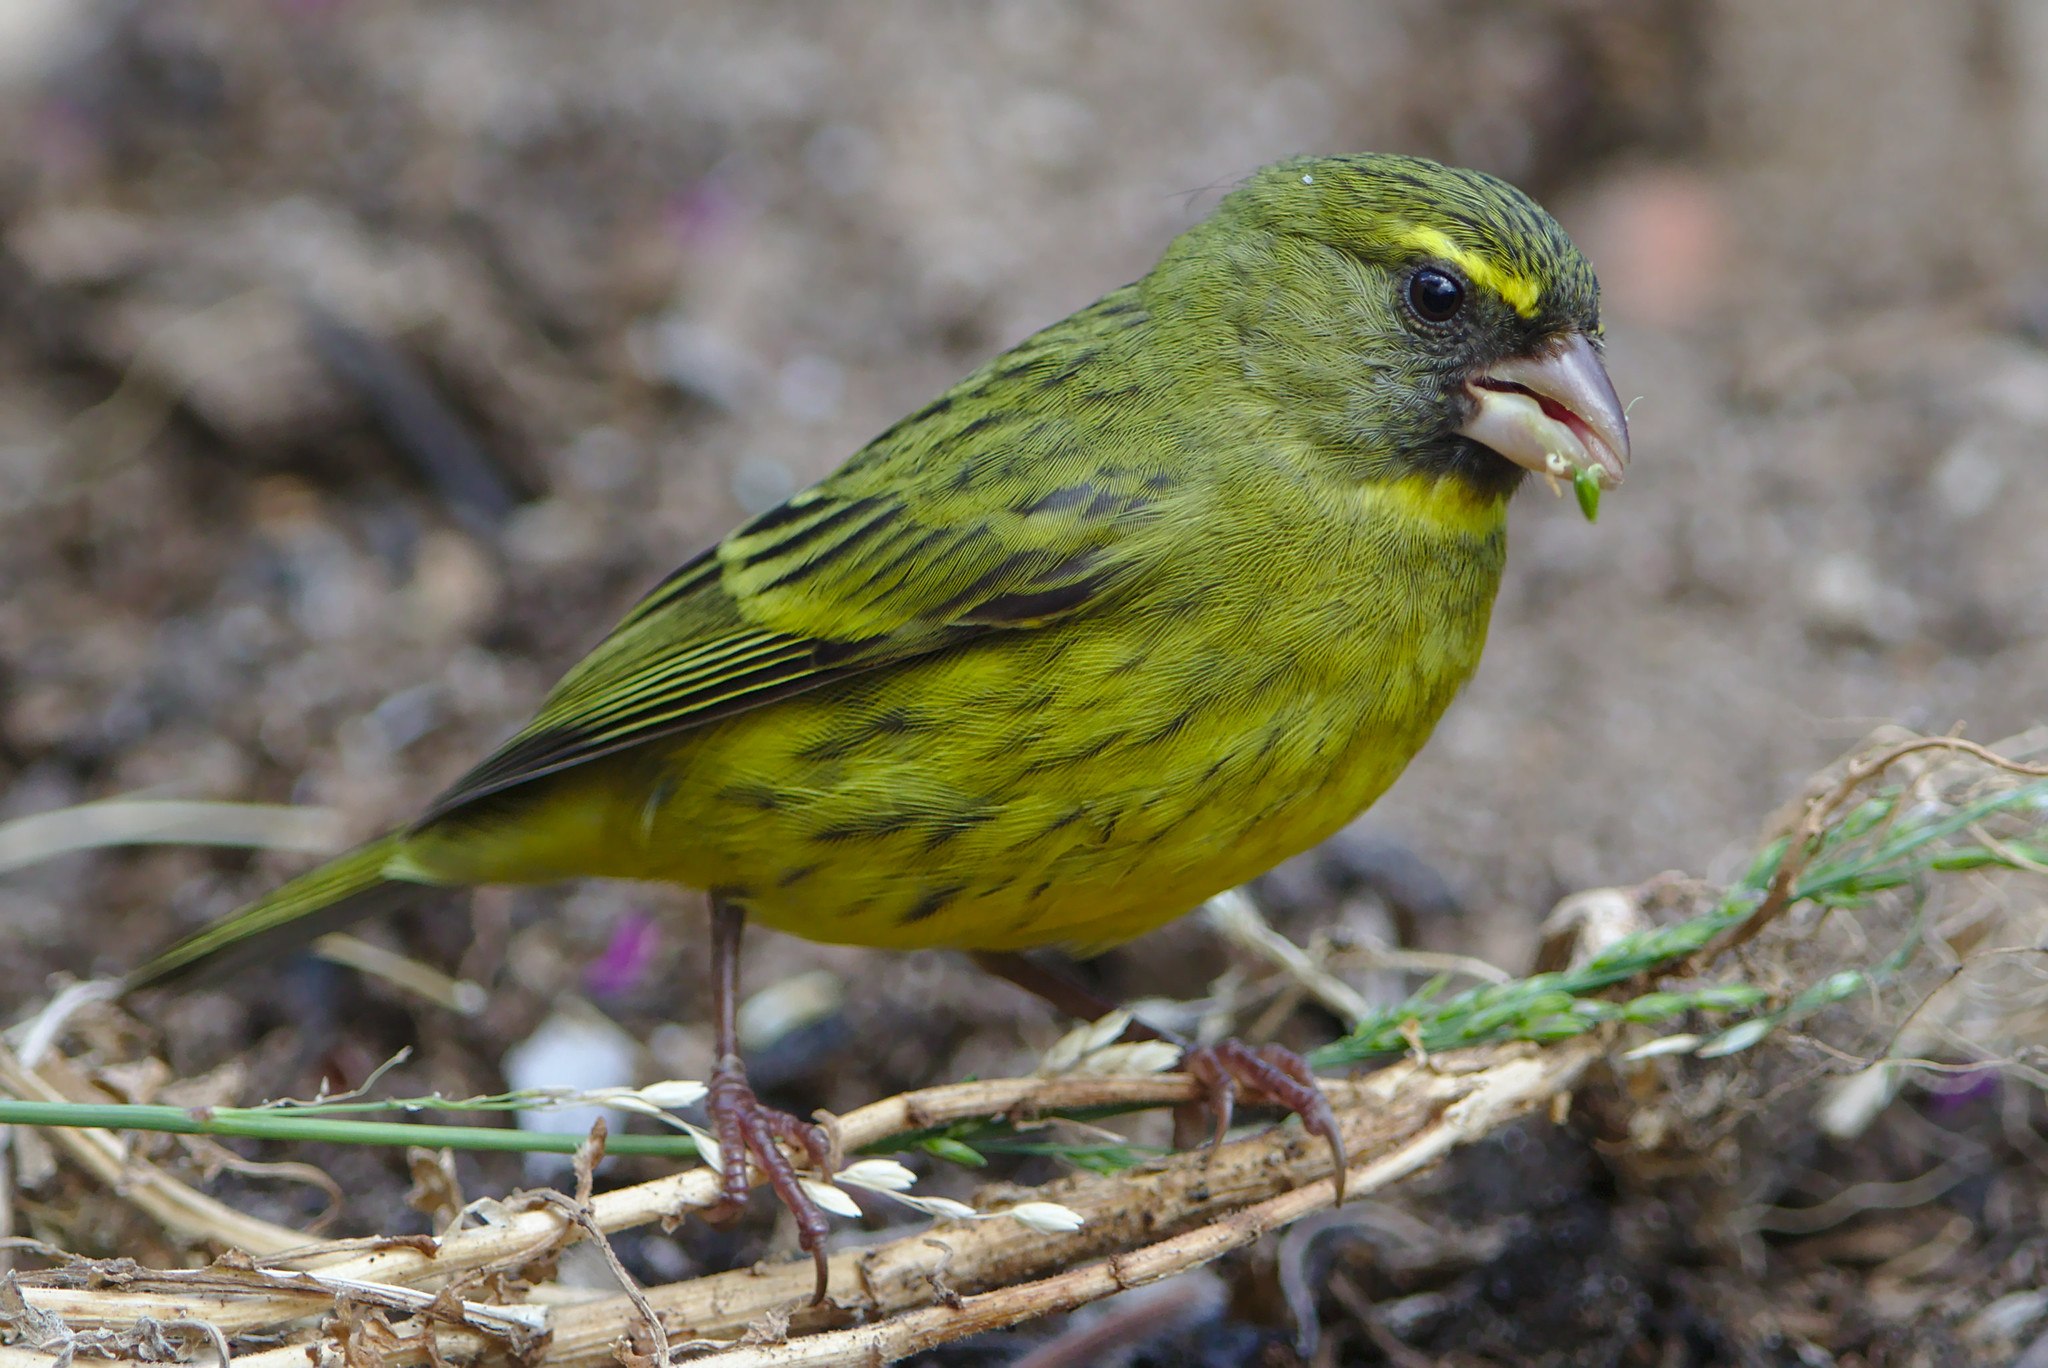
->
[655,477,1501,949]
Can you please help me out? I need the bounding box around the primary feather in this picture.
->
[128,153,1608,987]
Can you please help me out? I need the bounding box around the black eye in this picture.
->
[1407,267,1465,323]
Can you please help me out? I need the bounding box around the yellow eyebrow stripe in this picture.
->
[1395,226,1542,318]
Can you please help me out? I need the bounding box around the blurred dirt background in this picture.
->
[5,2,2048,1364]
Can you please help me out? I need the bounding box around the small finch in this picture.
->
[127,153,1629,1299]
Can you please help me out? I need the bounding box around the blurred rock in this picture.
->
[1800,551,1918,647]
[0,0,92,91]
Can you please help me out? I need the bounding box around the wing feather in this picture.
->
[418,287,1164,824]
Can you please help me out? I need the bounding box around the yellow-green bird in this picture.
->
[126,153,1628,1297]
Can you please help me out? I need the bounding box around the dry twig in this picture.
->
[1695,734,2048,966]
[1,1040,1599,1365]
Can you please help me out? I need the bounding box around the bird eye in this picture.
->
[1406,267,1465,324]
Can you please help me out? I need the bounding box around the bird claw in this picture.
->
[704,1059,840,1304]
[1178,1039,1349,1203]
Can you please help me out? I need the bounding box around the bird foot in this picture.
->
[702,1058,841,1303]
[1178,1039,1349,1203]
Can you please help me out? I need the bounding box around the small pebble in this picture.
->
[503,1007,640,1176]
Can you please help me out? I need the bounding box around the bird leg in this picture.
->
[1177,1038,1347,1203]
[703,897,839,1304]
[970,950,1349,1202]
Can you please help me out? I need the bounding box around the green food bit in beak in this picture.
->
[1573,466,1602,523]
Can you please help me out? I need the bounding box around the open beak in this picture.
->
[1456,333,1630,486]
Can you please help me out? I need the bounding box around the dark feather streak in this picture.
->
[740,494,833,537]
[922,809,995,852]
[1016,483,1096,516]
[743,495,887,568]
[755,502,903,593]
[415,645,880,824]
[963,575,1106,625]
[900,883,966,924]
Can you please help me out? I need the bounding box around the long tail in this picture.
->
[123,835,422,991]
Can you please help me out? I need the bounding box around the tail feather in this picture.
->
[123,835,422,991]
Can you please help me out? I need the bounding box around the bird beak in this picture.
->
[1457,333,1630,486]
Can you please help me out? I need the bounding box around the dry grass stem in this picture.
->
[1,1040,1599,1365]
[0,800,344,874]
[1698,734,2048,965]
[0,1045,306,1258]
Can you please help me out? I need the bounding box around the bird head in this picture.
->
[1156,153,1629,499]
